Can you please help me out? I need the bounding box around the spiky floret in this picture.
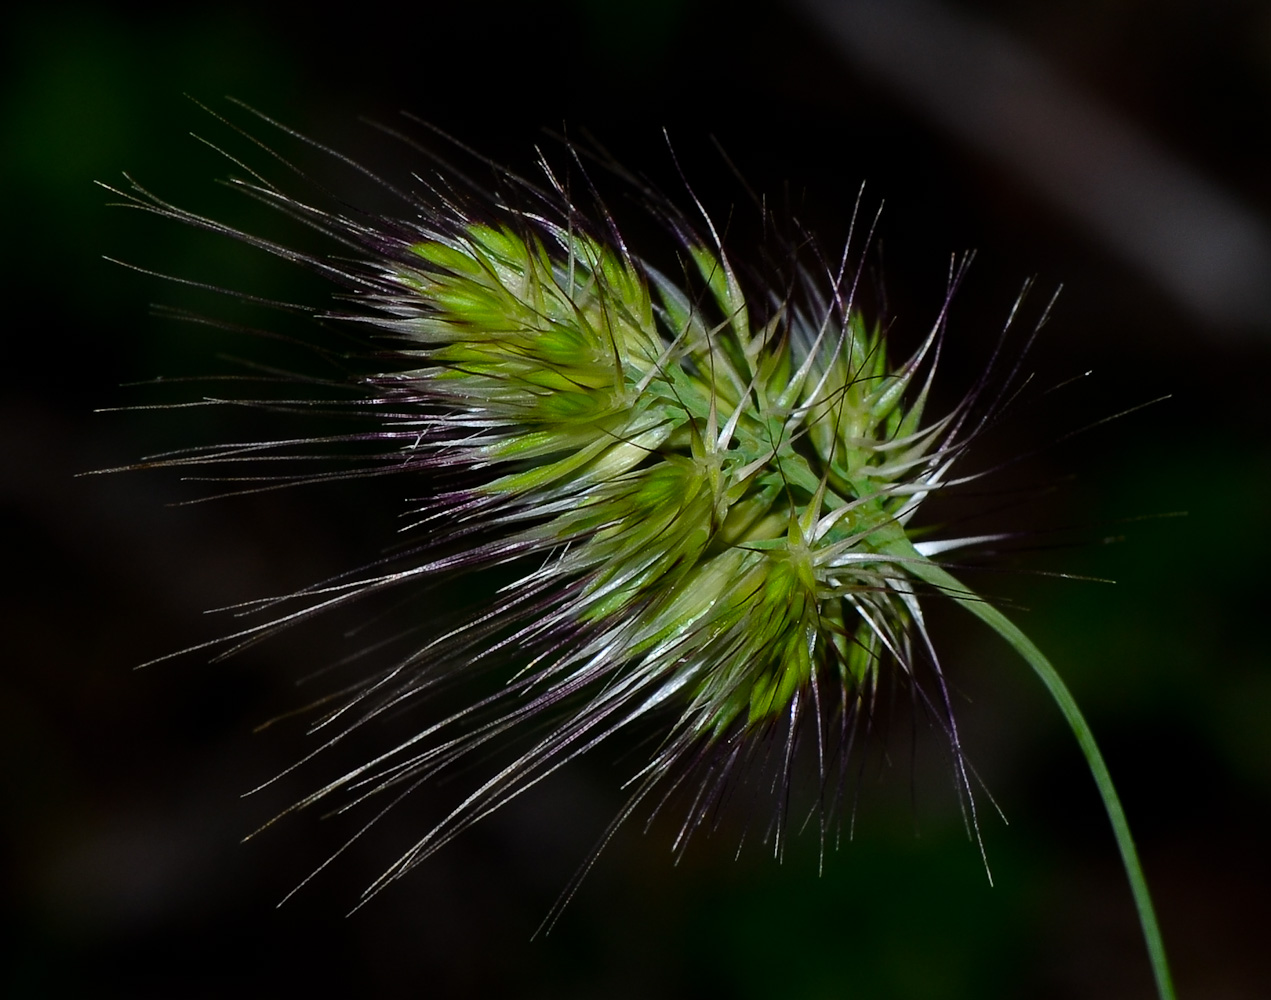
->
[100,115,1175,1000]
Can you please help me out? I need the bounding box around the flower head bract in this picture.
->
[102,105,1175,997]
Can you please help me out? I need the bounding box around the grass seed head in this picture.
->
[103,108,1052,906]
[103,104,1179,998]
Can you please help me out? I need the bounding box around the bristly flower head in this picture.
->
[103,106,1174,995]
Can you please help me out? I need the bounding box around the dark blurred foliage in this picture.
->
[3,2,1269,997]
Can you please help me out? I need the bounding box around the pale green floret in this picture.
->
[397,224,942,736]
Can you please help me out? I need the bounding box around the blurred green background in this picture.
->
[3,1,1269,997]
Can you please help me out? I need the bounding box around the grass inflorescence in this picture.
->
[100,103,1174,997]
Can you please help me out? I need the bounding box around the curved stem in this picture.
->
[905,555,1176,1000]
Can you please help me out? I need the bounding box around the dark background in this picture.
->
[4,1,1269,997]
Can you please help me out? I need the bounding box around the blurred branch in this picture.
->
[798,0,1271,334]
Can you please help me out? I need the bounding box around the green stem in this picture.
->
[905,554,1176,1000]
